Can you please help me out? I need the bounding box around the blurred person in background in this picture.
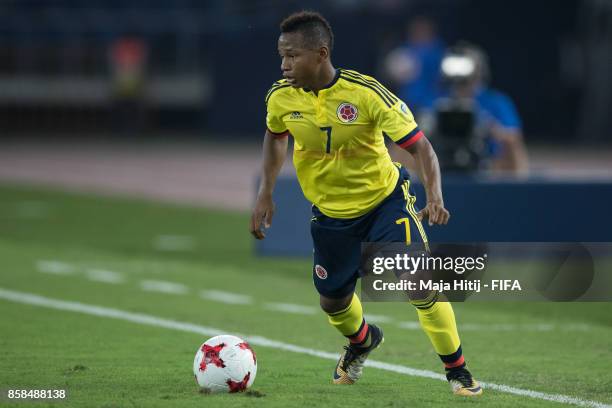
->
[109,36,148,134]
[383,16,445,115]
[426,43,529,175]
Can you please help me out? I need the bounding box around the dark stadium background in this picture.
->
[0,0,609,144]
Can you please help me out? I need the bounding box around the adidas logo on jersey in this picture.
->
[290,111,303,119]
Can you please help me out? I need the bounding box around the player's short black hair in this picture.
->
[280,11,334,52]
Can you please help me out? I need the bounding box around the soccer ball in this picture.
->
[193,335,257,393]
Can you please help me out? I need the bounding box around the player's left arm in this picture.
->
[367,83,450,226]
[405,136,450,226]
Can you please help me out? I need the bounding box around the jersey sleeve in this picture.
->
[265,83,289,137]
[369,93,423,148]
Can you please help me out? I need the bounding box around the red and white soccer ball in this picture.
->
[193,335,257,393]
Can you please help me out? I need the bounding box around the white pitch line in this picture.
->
[363,313,394,323]
[16,201,50,218]
[397,321,421,330]
[86,269,125,284]
[153,235,196,252]
[263,302,317,315]
[30,261,595,334]
[200,290,252,305]
[0,288,608,408]
[398,321,593,332]
[462,323,555,331]
[140,280,188,295]
[36,260,76,275]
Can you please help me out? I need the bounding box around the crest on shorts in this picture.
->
[336,102,358,123]
[314,264,328,280]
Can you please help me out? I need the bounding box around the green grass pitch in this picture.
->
[0,184,610,407]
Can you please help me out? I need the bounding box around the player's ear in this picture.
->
[318,46,330,61]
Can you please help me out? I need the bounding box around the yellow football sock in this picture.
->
[327,293,364,337]
[414,299,461,356]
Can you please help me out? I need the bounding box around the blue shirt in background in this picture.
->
[397,39,445,112]
[474,87,522,156]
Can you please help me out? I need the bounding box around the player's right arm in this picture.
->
[362,75,449,226]
[250,83,290,240]
[250,130,288,240]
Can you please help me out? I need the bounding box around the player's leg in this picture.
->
[401,178,482,396]
[321,293,373,348]
[321,291,384,384]
[368,167,481,396]
[321,291,381,347]
[409,289,481,395]
[310,210,384,384]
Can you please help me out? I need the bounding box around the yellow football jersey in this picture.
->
[265,68,423,219]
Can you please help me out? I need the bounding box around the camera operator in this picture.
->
[426,43,529,175]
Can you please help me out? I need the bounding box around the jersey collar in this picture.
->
[303,69,340,93]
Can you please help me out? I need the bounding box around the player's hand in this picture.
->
[250,193,275,240]
[418,201,450,226]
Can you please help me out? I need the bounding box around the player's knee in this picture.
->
[396,271,438,307]
[320,293,352,314]
[408,289,438,309]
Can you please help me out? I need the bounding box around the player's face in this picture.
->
[278,32,323,88]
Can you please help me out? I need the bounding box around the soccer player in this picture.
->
[250,11,482,396]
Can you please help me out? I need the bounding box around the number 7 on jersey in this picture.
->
[320,126,332,154]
